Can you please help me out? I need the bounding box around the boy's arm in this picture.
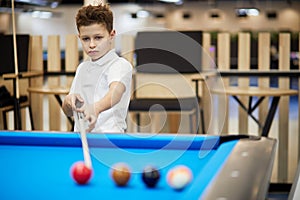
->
[72,81,126,132]
[94,81,125,115]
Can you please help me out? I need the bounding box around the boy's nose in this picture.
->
[89,40,96,48]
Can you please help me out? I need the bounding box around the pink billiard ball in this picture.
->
[70,161,93,185]
[167,165,193,190]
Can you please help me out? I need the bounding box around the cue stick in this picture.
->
[11,0,22,129]
[77,112,92,169]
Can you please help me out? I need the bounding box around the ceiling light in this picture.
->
[158,0,182,4]
[136,10,149,18]
[50,2,59,8]
[31,10,53,18]
[247,8,259,16]
[235,8,260,17]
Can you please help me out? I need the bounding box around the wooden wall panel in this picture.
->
[217,33,230,134]
[65,34,79,72]
[278,33,291,182]
[28,36,44,130]
[65,34,79,131]
[237,33,250,134]
[121,34,134,66]
[202,32,212,134]
[121,34,136,132]
[258,33,270,133]
[47,35,61,131]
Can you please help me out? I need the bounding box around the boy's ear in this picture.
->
[110,30,116,38]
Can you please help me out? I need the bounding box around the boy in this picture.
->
[62,4,132,133]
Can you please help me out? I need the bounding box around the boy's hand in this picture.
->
[69,94,84,110]
[76,103,98,132]
[63,94,84,117]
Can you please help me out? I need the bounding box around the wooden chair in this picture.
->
[128,31,205,134]
[0,34,36,130]
[0,85,34,130]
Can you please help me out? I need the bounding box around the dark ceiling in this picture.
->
[60,0,82,4]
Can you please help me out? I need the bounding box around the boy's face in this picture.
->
[78,23,115,61]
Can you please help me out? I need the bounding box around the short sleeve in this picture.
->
[69,62,84,94]
[107,58,133,90]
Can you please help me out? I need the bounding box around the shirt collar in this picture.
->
[91,49,118,66]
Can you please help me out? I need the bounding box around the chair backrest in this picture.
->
[133,31,203,99]
[0,34,30,75]
[135,31,202,74]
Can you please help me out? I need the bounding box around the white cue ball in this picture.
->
[167,165,193,190]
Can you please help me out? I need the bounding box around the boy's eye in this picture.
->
[95,36,103,40]
[81,37,90,42]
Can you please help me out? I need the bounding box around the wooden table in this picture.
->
[212,86,298,137]
[27,86,72,126]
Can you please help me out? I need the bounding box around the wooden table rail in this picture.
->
[219,70,300,77]
[212,86,298,137]
[27,86,72,127]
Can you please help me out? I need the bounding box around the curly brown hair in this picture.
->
[76,4,113,33]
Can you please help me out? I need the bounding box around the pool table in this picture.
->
[289,160,300,200]
[0,131,276,200]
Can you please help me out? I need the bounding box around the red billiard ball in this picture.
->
[70,161,93,185]
[142,166,160,188]
[111,163,131,187]
[166,165,193,190]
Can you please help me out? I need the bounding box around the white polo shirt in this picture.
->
[70,49,132,133]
